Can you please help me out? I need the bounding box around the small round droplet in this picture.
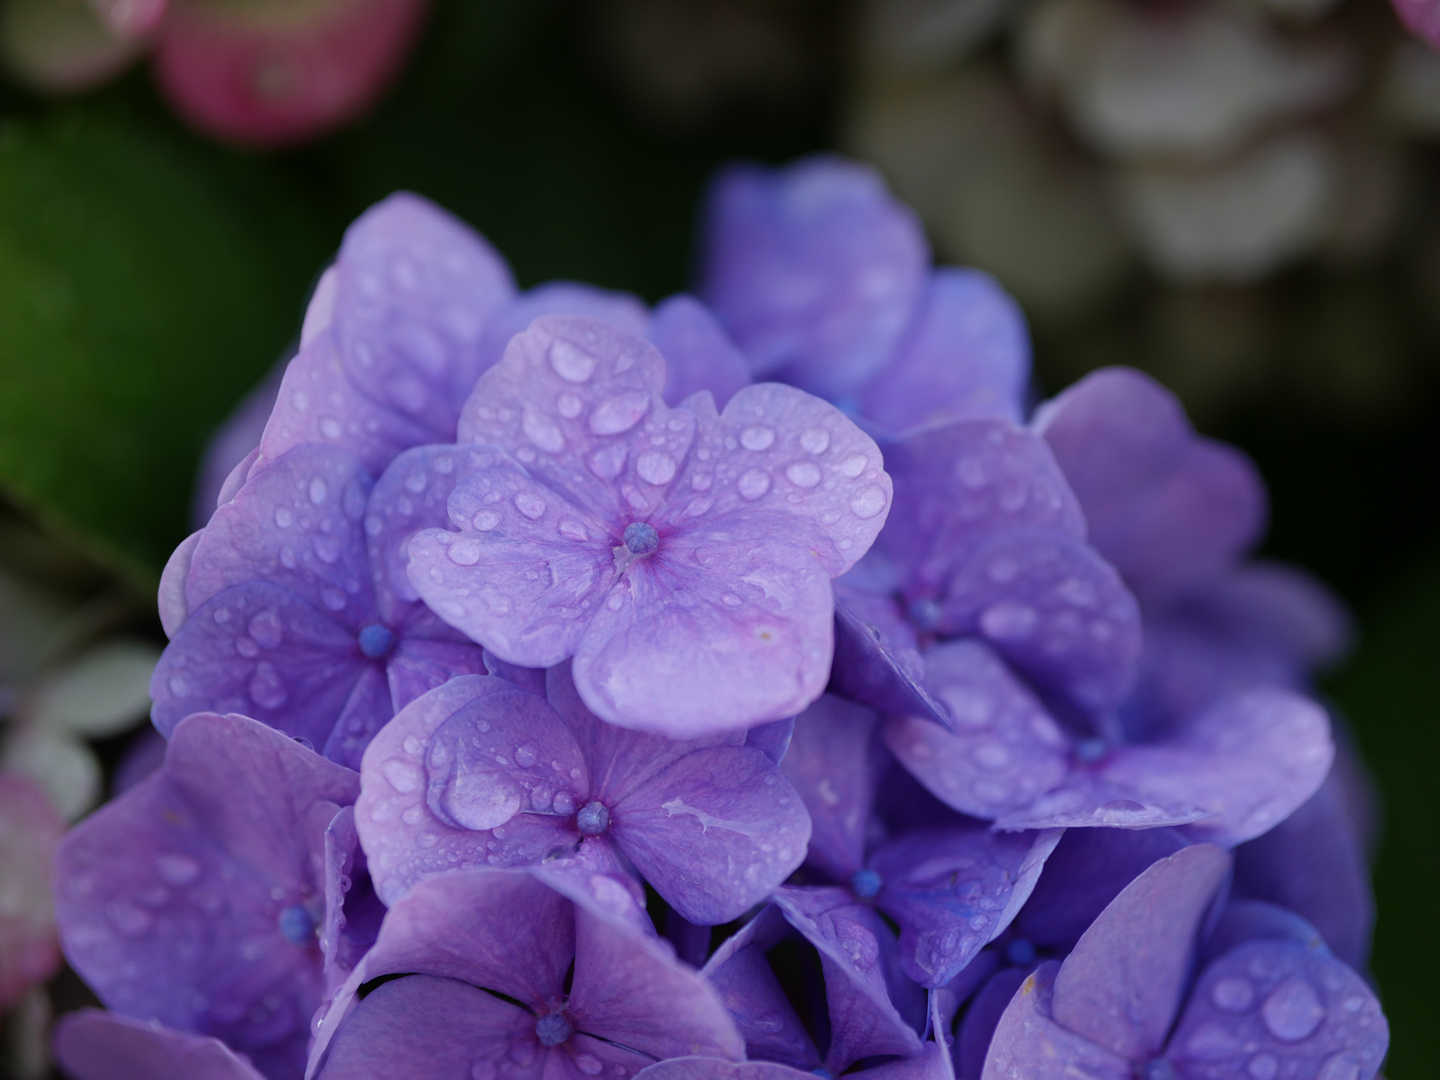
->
[850,868,882,900]
[358,624,396,660]
[1261,977,1324,1041]
[522,408,565,453]
[309,477,328,505]
[589,391,650,435]
[535,1012,573,1047]
[636,451,677,485]
[741,425,775,451]
[274,507,294,528]
[979,601,1038,641]
[557,393,583,418]
[851,486,886,519]
[623,522,659,555]
[448,539,482,565]
[550,340,597,382]
[800,428,830,454]
[574,1056,603,1076]
[278,904,315,946]
[473,511,501,531]
[786,462,821,488]
[738,468,771,500]
[515,492,547,519]
[576,801,611,836]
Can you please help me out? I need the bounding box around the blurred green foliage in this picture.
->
[0,112,327,589]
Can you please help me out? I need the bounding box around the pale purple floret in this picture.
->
[309,868,743,1080]
[53,713,362,1080]
[980,845,1388,1080]
[355,663,810,925]
[779,694,1059,987]
[406,314,892,735]
[151,442,490,768]
[702,889,926,1074]
[54,1010,268,1080]
[700,156,1029,430]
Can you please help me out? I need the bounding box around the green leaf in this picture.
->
[0,111,329,591]
[1326,560,1440,1079]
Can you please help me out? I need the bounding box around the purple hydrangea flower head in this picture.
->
[309,867,743,1079]
[355,663,810,925]
[53,1010,269,1080]
[406,313,892,735]
[53,713,363,1080]
[151,441,492,767]
[700,155,1029,430]
[980,844,1388,1080]
[702,889,926,1073]
[779,694,1059,986]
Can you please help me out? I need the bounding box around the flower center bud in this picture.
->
[622,521,659,556]
[535,1012,573,1047]
[278,904,315,945]
[576,801,611,836]
[358,623,396,660]
[1139,1060,1178,1080]
[1005,938,1037,966]
[850,868,882,900]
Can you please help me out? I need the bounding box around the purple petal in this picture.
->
[184,443,377,629]
[979,963,1132,1080]
[612,746,811,925]
[567,903,745,1061]
[1210,561,1352,671]
[871,825,1061,987]
[701,906,820,1068]
[316,974,541,1080]
[831,595,949,727]
[773,886,925,1071]
[994,770,1212,833]
[193,361,285,529]
[320,806,383,976]
[1034,367,1266,603]
[151,582,367,747]
[745,716,795,765]
[323,663,395,769]
[383,634,490,712]
[859,268,1030,434]
[633,1060,812,1080]
[884,640,1070,821]
[881,419,1085,592]
[1101,688,1333,848]
[407,452,615,669]
[663,383,892,577]
[328,192,516,438]
[1012,827,1190,951]
[486,649,549,695]
[649,293,751,408]
[958,968,1029,1080]
[1232,771,1373,968]
[1050,843,1231,1061]
[53,1010,268,1080]
[937,530,1141,726]
[701,155,929,397]
[356,675,585,905]
[366,443,504,625]
[569,515,837,736]
[1164,939,1387,1080]
[780,694,881,881]
[159,530,201,639]
[259,330,434,477]
[54,714,356,1071]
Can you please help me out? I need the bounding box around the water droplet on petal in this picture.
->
[840,454,868,478]
[550,340,597,382]
[786,462,822,488]
[589,392,650,435]
[1315,1054,1360,1080]
[636,451,677,485]
[557,393,583,418]
[980,601,1038,641]
[473,511,501,532]
[382,759,422,794]
[248,663,288,709]
[800,428,829,454]
[449,539,482,565]
[274,507,293,528]
[851,486,886,519]
[155,854,201,886]
[738,469,771,500]
[514,744,537,768]
[1247,1054,1279,1080]
[1261,977,1324,1041]
[741,425,775,451]
[574,1055,603,1075]
[515,492,547,519]
[1212,977,1254,1012]
[523,407,565,453]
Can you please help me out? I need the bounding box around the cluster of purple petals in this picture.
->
[50,156,1386,1080]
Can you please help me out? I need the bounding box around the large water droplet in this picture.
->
[786,462,821,488]
[523,408,565,453]
[741,425,776,451]
[636,451,677,485]
[851,486,886,519]
[738,469,771,500]
[589,392,650,435]
[840,454,868,478]
[550,340,597,382]
[449,539,482,565]
[800,428,830,454]
[309,477,328,505]
[473,511,501,532]
[1261,977,1324,1041]
[515,492,547,520]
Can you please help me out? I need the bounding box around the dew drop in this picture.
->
[449,539,482,565]
[1211,977,1254,1012]
[589,392,650,435]
[550,340,597,382]
[741,425,776,451]
[738,469,771,500]
[515,492,547,519]
[636,451,677,485]
[248,663,288,710]
[1315,1054,1359,1080]
[840,454,868,478]
[557,393,583,418]
[979,601,1038,641]
[851,486,886,519]
[800,428,830,454]
[515,744,537,768]
[155,854,201,886]
[473,511,501,532]
[1261,977,1324,1041]
[786,462,822,488]
[381,759,422,794]
[273,507,294,528]
[523,408,565,453]
[575,1056,603,1075]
